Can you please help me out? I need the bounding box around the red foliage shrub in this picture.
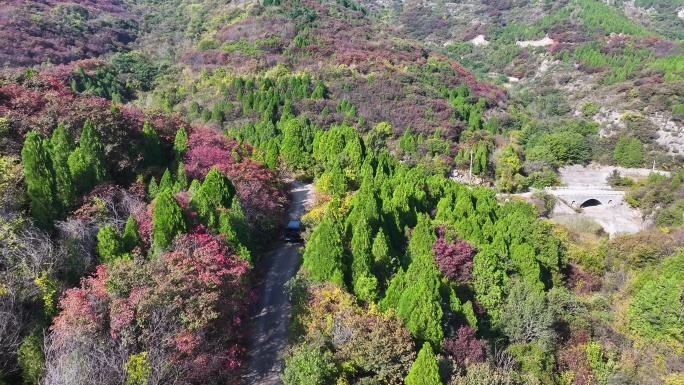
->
[183,128,241,180]
[566,263,601,295]
[433,229,475,284]
[556,329,592,385]
[50,233,252,384]
[443,326,486,366]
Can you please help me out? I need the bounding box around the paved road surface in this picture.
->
[243,181,312,384]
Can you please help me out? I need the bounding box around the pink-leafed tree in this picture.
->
[442,325,486,366]
[433,228,474,284]
[46,232,253,385]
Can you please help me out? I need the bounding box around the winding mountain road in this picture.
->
[243,181,312,384]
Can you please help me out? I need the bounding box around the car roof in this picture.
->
[287,220,301,228]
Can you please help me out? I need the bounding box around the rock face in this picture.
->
[516,35,554,47]
[470,34,489,46]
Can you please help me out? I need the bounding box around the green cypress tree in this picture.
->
[406,213,436,267]
[264,138,279,170]
[81,119,109,183]
[384,214,443,347]
[328,160,347,195]
[477,143,487,174]
[152,190,187,251]
[281,100,295,120]
[188,179,201,196]
[405,343,442,385]
[622,138,644,168]
[397,264,444,347]
[200,169,236,207]
[49,124,77,212]
[218,205,252,263]
[22,132,60,229]
[399,127,416,154]
[219,211,238,243]
[174,163,188,192]
[142,120,164,168]
[471,145,480,175]
[311,79,326,99]
[158,168,174,193]
[371,227,393,284]
[344,134,364,174]
[211,104,225,122]
[359,157,375,190]
[510,243,543,290]
[67,147,87,194]
[613,136,628,165]
[122,215,142,253]
[190,169,236,229]
[148,176,159,200]
[280,118,312,170]
[351,219,377,302]
[97,224,125,263]
[229,198,252,250]
[69,119,109,194]
[380,266,407,312]
[174,126,189,161]
[472,246,508,326]
[302,217,346,287]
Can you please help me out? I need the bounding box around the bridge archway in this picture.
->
[580,198,602,208]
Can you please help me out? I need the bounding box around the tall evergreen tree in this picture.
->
[22,132,60,229]
[405,343,442,385]
[147,177,159,200]
[142,120,164,168]
[350,219,377,302]
[405,213,436,267]
[311,79,326,99]
[48,124,76,212]
[152,190,187,251]
[371,227,393,284]
[97,224,125,263]
[68,119,109,194]
[190,169,236,229]
[174,163,188,192]
[174,125,189,161]
[382,214,443,347]
[327,160,347,195]
[280,118,312,170]
[201,169,236,207]
[158,168,174,193]
[302,217,345,287]
[472,246,508,326]
[122,215,143,253]
[264,138,279,170]
[229,198,251,250]
[399,127,416,154]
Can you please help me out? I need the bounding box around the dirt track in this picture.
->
[242,181,312,384]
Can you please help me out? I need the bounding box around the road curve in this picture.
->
[243,181,312,384]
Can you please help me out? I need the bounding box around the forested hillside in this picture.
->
[361,0,684,170]
[1,0,684,384]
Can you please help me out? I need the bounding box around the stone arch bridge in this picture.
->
[544,185,625,208]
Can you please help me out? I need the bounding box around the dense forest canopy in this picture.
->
[0,0,683,384]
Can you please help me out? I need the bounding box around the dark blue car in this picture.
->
[284,220,302,242]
